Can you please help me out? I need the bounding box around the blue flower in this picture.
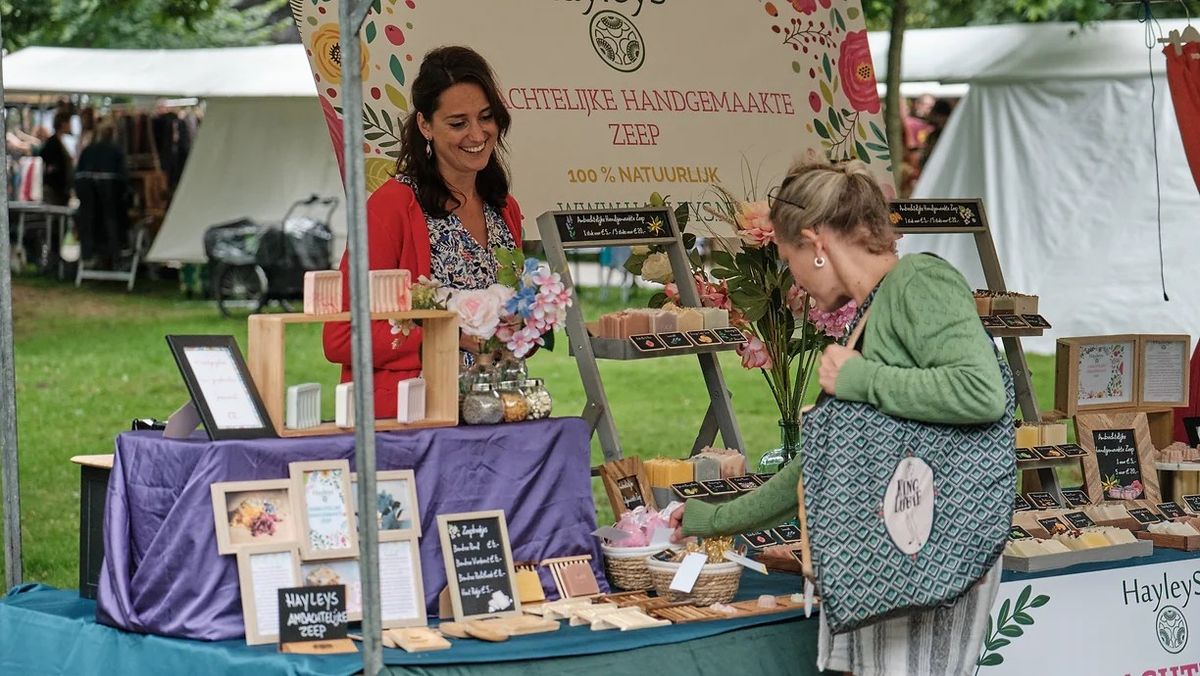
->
[506,285,538,318]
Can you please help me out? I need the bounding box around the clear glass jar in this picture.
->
[462,383,504,425]
[499,355,528,383]
[497,380,529,423]
[521,378,553,420]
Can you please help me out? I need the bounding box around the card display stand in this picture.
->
[536,208,745,461]
[891,199,1049,491]
[247,310,459,437]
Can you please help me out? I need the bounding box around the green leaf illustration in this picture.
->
[1030,595,1050,608]
[820,81,834,106]
[822,54,832,82]
[978,654,1004,667]
[813,119,830,140]
[1013,612,1034,626]
[999,625,1024,638]
[855,141,871,164]
[828,107,841,133]
[985,638,1011,651]
[365,22,377,43]
[389,54,406,86]
[870,121,887,144]
[1017,586,1031,609]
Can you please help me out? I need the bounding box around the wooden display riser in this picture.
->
[1003,540,1153,572]
[1135,530,1200,551]
[247,310,459,437]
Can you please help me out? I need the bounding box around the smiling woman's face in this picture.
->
[417,82,498,181]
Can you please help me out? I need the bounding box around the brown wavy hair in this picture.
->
[769,160,895,254]
[396,46,512,218]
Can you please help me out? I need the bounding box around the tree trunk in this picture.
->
[885,0,908,190]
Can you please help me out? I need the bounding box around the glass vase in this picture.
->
[757,418,802,474]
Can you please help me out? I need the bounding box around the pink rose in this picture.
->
[735,200,775,249]
[838,31,881,114]
[737,336,773,370]
[319,95,346,181]
[664,282,680,303]
[448,287,508,339]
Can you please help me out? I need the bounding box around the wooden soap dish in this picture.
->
[383,627,451,653]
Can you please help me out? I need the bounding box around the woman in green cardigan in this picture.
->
[670,160,1008,676]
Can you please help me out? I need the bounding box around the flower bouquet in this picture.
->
[625,190,855,468]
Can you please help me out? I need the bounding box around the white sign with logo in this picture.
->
[977,558,1200,674]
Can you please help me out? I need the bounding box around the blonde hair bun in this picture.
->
[771,158,894,254]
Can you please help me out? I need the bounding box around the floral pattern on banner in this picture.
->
[304,469,352,552]
[1077,343,1129,403]
[762,1,891,169]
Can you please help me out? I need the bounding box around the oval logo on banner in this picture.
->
[1157,605,1188,655]
[882,455,935,555]
[590,11,645,73]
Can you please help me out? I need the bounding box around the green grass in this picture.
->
[0,277,1059,588]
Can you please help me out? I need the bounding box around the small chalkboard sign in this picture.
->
[437,511,521,622]
[1060,489,1091,508]
[1183,494,1200,514]
[1127,507,1160,525]
[554,209,676,245]
[742,530,778,549]
[1063,511,1096,529]
[1033,445,1066,460]
[888,199,986,233]
[1026,492,1061,510]
[1158,502,1187,519]
[1013,494,1033,512]
[658,332,692,348]
[1009,525,1034,540]
[1057,443,1087,458]
[774,524,803,543]
[277,585,353,653]
[1014,448,1038,462]
[1092,428,1144,501]
[1037,517,1071,535]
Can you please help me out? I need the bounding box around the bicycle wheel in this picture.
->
[216,264,268,319]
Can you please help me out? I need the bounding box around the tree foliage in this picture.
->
[863,0,1200,30]
[0,0,293,52]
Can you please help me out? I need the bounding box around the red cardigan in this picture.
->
[322,179,523,418]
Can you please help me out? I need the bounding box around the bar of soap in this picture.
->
[1014,424,1040,449]
[1052,534,1090,551]
[1040,422,1068,446]
[1078,532,1111,548]
[1006,539,1045,557]
[675,309,704,333]
[688,455,722,482]
[1039,539,1071,554]
[624,311,651,338]
[649,310,677,333]
[697,307,729,329]
[756,595,778,609]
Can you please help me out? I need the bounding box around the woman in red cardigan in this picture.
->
[323,46,522,417]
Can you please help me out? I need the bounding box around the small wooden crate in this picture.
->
[247,310,459,437]
[1135,530,1200,551]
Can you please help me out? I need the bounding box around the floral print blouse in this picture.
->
[397,175,516,290]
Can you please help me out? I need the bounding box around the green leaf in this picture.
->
[822,53,832,82]
[385,84,409,113]
[389,54,406,87]
[623,253,647,276]
[711,267,737,280]
[710,250,735,269]
[1030,595,1050,608]
[682,233,697,250]
[813,119,830,140]
[648,292,669,309]
[371,0,382,13]
[819,80,834,106]
[827,107,841,133]
[999,625,1024,638]
[865,142,889,152]
[833,9,846,31]
[541,329,556,352]
[854,140,871,164]
[870,121,887,144]
[377,139,399,148]
[364,131,386,141]
[977,654,1004,667]
[985,638,1011,651]
[857,121,867,140]
[1013,612,1034,626]
[674,202,690,229]
[1016,586,1032,611]
[365,22,377,43]
[649,192,667,207]
[998,600,1011,625]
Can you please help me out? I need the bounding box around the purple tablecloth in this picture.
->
[96,418,605,641]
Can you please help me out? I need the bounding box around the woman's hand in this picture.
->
[668,503,686,543]
[819,344,860,395]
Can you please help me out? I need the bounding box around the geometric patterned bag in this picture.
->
[796,307,1016,634]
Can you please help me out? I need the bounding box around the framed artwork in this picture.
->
[1138,334,1190,408]
[298,539,426,629]
[351,470,421,540]
[290,460,358,560]
[236,544,301,645]
[210,479,297,555]
[165,335,276,440]
[437,510,521,622]
[300,557,364,621]
[1054,335,1138,416]
[1076,411,1160,504]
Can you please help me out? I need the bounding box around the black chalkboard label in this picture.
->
[1158,502,1187,519]
[1060,489,1091,508]
[1013,494,1033,512]
[1063,511,1096,529]
[1026,491,1061,510]
[1183,495,1200,513]
[1127,507,1159,525]
[277,585,348,645]
[1057,444,1087,458]
[554,209,675,244]
[888,200,985,231]
[1009,525,1033,540]
[1037,517,1071,535]
[440,512,519,620]
[615,475,646,511]
[1092,428,1144,501]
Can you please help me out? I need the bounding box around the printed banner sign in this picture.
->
[291,0,894,237]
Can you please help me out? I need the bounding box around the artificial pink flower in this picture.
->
[737,336,773,370]
[838,31,882,114]
[735,200,775,249]
[664,282,680,303]
[786,286,809,316]
[448,286,509,339]
[809,300,858,338]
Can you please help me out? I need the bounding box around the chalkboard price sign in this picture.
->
[888,200,986,232]
[1092,428,1144,501]
[277,584,349,646]
[437,510,521,621]
[553,209,676,245]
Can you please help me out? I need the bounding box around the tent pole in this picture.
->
[339,1,382,673]
[0,12,23,591]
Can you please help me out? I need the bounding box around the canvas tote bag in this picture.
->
[795,304,1016,634]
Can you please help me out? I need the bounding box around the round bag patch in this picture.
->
[882,455,935,555]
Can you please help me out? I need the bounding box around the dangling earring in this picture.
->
[814,256,826,268]
[425,138,433,158]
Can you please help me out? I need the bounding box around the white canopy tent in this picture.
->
[2,45,346,264]
[876,20,1200,353]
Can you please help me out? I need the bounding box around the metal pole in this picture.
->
[339,2,382,672]
[0,13,23,591]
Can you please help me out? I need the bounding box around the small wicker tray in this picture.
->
[601,543,667,591]
[646,559,742,605]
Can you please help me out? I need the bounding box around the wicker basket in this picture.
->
[646,559,742,605]
[601,543,666,591]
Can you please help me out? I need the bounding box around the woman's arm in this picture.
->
[835,259,1006,425]
[681,457,802,537]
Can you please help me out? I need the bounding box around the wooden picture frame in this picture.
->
[598,458,656,517]
[1137,334,1190,408]
[299,557,364,622]
[1055,335,1140,416]
[165,335,276,440]
[297,540,426,628]
[437,510,522,622]
[351,470,421,541]
[235,544,301,645]
[290,460,358,560]
[1076,411,1160,504]
[210,479,298,555]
